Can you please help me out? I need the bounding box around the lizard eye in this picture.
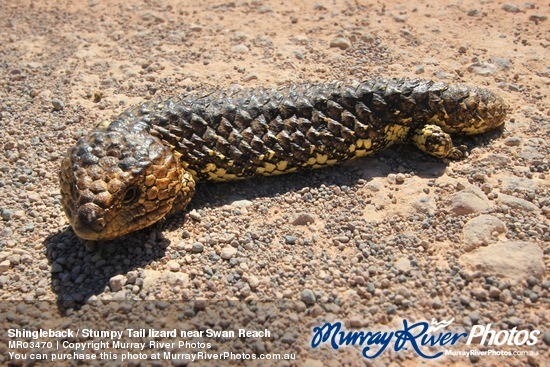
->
[122,186,140,204]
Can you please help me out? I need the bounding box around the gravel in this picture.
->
[0,1,548,366]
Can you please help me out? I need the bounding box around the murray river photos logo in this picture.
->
[310,318,540,359]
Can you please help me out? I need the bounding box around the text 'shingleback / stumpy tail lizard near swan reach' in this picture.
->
[59,78,507,241]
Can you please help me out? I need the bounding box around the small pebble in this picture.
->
[504,136,521,146]
[242,73,258,82]
[247,275,260,289]
[529,14,547,23]
[109,274,127,292]
[489,56,512,69]
[189,23,203,32]
[1,209,13,221]
[51,99,64,111]
[488,286,501,298]
[301,289,316,305]
[393,15,407,23]
[0,260,10,274]
[284,235,297,244]
[220,246,237,260]
[231,199,252,208]
[126,271,138,284]
[501,4,521,13]
[191,242,204,253]
[291,213,315,226]
[329,37,351,50]
[467,61,497,76]
[167,260,180,272]
[7,254,21,265]
[508,83,520,92]
[231,44,249,54]
[188,209,201,221]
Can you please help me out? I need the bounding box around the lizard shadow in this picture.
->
[44,129,502,311]
[44,228,170,313]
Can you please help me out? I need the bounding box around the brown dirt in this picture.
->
[0,0,548,366]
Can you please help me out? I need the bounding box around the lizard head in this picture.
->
[59,125,195,241]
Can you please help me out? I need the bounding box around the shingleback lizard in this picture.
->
[59,78,507,241]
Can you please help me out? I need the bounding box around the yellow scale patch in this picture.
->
[276,161,288,171]
[193,127,413,181]
[384,124,410,143]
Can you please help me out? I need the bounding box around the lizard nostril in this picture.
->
[77,203,105,230]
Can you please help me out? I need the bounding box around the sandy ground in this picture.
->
[0,0,548,366]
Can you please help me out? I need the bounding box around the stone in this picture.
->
[529,14,548,23]
[291,213,315,226]
[109,274,127,292]
[503,136,521,146]
[329,37,352,50]
[231,199,253,208]
[190,242,204,253]
[414,64,425,74]
[501,4,521,13]
[284,235,297,244]
[7,254,21,265]
[301,289,316,305]
[220,246,237,260]
[51,99,64,111]
[188,209,201,221]
[499,289,513,304]
[1,209,13,221]
[448,188,490,216]
[393,15,407,22]
[500,177,537,195]
[394,257,412,273]
[411,195,435,215]
[459,241,544,284]
[231,44,249,54]
[247,275,260,289]
[489,56,513,69]
[0,260,10,274]
[126,271,138,284]
[467,61,497,76]
[496,193,539,212]
[463,214,507,251]
[167,260,180,272]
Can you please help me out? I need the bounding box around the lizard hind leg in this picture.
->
[411,124,464,160]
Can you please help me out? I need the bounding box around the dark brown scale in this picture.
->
[110,78,506,181]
